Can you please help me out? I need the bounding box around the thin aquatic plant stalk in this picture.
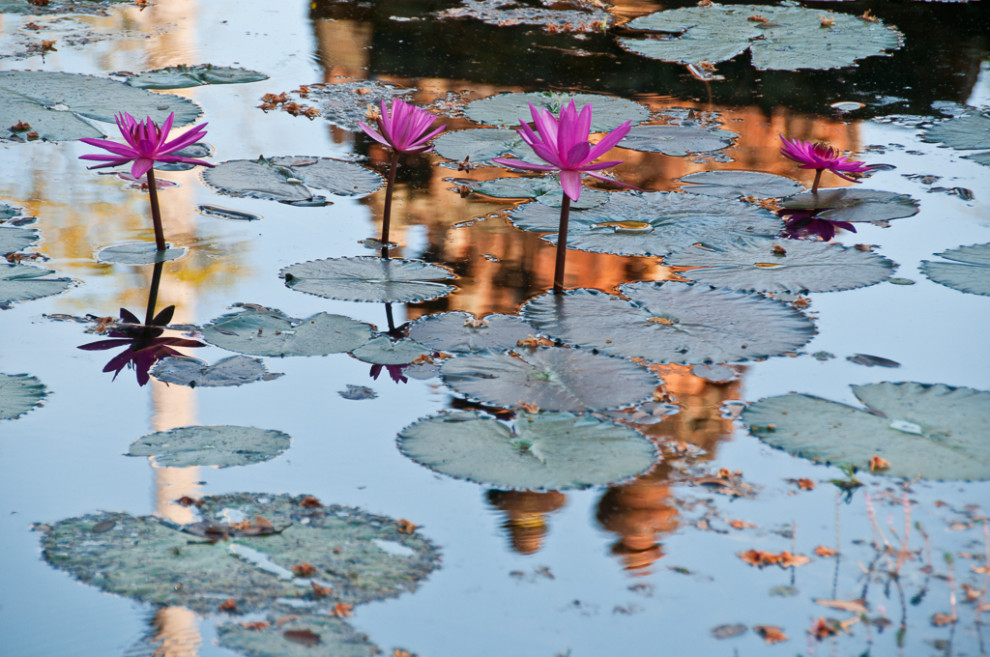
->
[381,151,399,258]
[552,194,572,294]
[145,168,166,252]
[811,169,824,195]
[144,260,164,326]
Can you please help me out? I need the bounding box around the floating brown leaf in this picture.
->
[755,625,788,644]
[284,629,322,646]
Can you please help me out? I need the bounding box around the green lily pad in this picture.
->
[127,425,291,468]
[678,171,805,199]
[523,283,815,364]
[921,114,990,162]
[619,4,903,71]
[350,336,432,366]
[96,242,186,265]
[40,493,440,614]
[217,614,378,657]
[406,312,538,354]
[0,202,34,225]
[125,64,269,90]
[397,410,658,490]
[666,236,895,293]
[780,188,920,224]
[0,71,201,142]
[202,156,383,203]
[618,125,737,156]
[432,128,528,165]
[465,92,649,131]
[440,347,660,412]
[0,264,74,309]
[920,242,990,296]
[203,307,373,357]
[743,382,990,480]
[151,355,284,387]
[0,226,38,253]
[470,177,608,209]
[508,191,781,257]
[435,0,611,30]
[281,257,456,304]
[0,373,47,421]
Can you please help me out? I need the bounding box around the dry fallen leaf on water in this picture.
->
[393,650,414,657]
[728,519,755,530]
[275,615,301,628]
[810,617,839,639]
[310,582,333,598]
[292,563,318,577]
[284,629,321,646]
[332,602,354,618]
[517,335,555,348]
[815,598,868,615]
[869,455,891,472]
[754,625,788,644]
[814,545,837,557]
[241,621,269,630]
[739,549,810,568]
[219,598,238,612]
[397,519,418,534]
[795,478,815,490]
[519,402,540,413]
[931,612,957,626]
[300,495,322,508]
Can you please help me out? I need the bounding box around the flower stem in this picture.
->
[811,169,824,195]
[553,194,572,295]
[381,151,399,258]
[145,169,167,252]
[144,260,164,326]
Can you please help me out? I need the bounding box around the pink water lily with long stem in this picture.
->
[79,112,213,251]
[493,100,633,293]
[779,135,871,194]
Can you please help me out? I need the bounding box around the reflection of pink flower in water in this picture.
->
[780,210,856,241]
[370,363,409,384]
[779,135,871,193]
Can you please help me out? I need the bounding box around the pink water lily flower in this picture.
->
[80,112,213,179]
[493,100,632,201]
[358,98,445,154]
[780,135,871,193]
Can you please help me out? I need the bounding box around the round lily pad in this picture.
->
[508,191,781,257]
[151,355,284,387]
[350,336,432,366]
[96,242,186,265]
[743,382,990,480]
[432,128,529,165]
[666,235,895,293]
[440,347,660,412]
[125,64,269,90]
[920,242,990,296]
[618,125,737,156]
[0,263,74,309]
[202,156,383,203]
[203,307,373,357]
[397,410,658,490]
[780,188,920,224]
[40,493,441,613]
[217,614,378,657]
[523,283,815,364]
[0,71,201,142]
[470,177,608,209]
[618,4,903,72]
[0,373,47,421]
[406,311,538,354]
[921,114,990,159]
[464,92,649,131]
[678,171,804,199]
[281,257,456,304]
[0,226,38,253]
[127,425,291,468]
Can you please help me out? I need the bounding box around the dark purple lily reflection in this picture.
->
[779,209,856,241]
[369,363,409,384]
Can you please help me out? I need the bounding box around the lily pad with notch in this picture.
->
[281,257,456,304]
[0,263,74,309]
[350,336,432,366]
[921,113,990,166]
[618,125,737,156]
[203,307,373,357]
[743,382,990,480]
[406,311,538,354]
[217,614,379,657]
[0,373,47,421]
[465,92,649,131]
[0,226,38,254]
[780,188,919,224]
[523,283,815,364]
[151,355,284,387]
[678,170,804,199]
[125,64,269,90]
[126,425,291,468]
[920,242,990,296]
[432,129,529,165]
[469,177,608,209]
[440,347,660,412]
[397,410,658,490]
[202,156,382,204]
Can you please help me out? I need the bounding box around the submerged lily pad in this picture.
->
[125,64,269,89]
[667,236,895,293]
[0,373,47,421]
[619,4,903,71]
[203,307,373,357]
[0,264,74,309]
[523,283,815,364]
[202,156,382,203]
[464,92,649,131]
[470,177,608,209]
[40,493,440,613]
[127,425,291,468]
[440,347,660,412]
[921,113,990,166]
[0,226,38,253]
[432,128,528,165]
[397,410,658,490]
[618,125,737,156]
[509,191,780,257]
[678,171,804,199]
[217,614,378,657]
[920,242,990,296]
[743,382,990,480]
[151,355,284,387]
[0,71,201,142]
[406,312,538,354]
[780,188,920,224]
[350,336,432,366]
[281,257,456,303]
[96,242,186,265]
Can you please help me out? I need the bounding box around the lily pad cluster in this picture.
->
[465,92,649,131]
[202,307,374,358]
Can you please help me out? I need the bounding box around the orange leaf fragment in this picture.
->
[814,545,837,557]
[393,650,415,657]
[738,549,809,568]
[331,602,354,618]
[728,519,755,530]
[820,15,835,27]
[869,455,891,472]
[810,617,839,640]
[755,625,788,644]
[796,478,815,490]
[275,615,301,628]
[292,563,318,577]
[397,519,417,534]
[219,598,238,612]
[931,613,957,626]
[284,629,322,646]
[300,495,322,508]
[241,621,269,630]
[311,582,333,598]
[517,335,555,348]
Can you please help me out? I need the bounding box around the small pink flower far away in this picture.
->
[358,98,445,154]
[779,135,871,192]
[493,100,633,202]
[79,112,213,179]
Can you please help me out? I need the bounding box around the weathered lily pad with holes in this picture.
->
[306,80,410,131]
[666,236,895,293]
[470,177,608,209]
[351,336,432,366]
[780,188,919,223]
[678,171,805,199]
[125,65,269,89]
[618,4,903,71]
[921,113,990,165]
[281,257,456,303]
[921,242,990,296]
[96,242,186,265]
[743,382,990,480]
[618,125,737,156]
[398,410,658,490]
[465,92,649,131]
[436,0,611,31]
[523,283,815,364]
[509,191,780,256]
[0,226,38,253]
[0,264,74,309]
[203,307,373,357]
[440,347,660,412]
[407,311,538,354]
[40,493,441,613]
[127,425,291,468]
[0,373,47,421]
[0,71,201,142]
[217,614,379,657]
[151,355,283,387]
[202,156,382,203]
[432,129,529,165]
